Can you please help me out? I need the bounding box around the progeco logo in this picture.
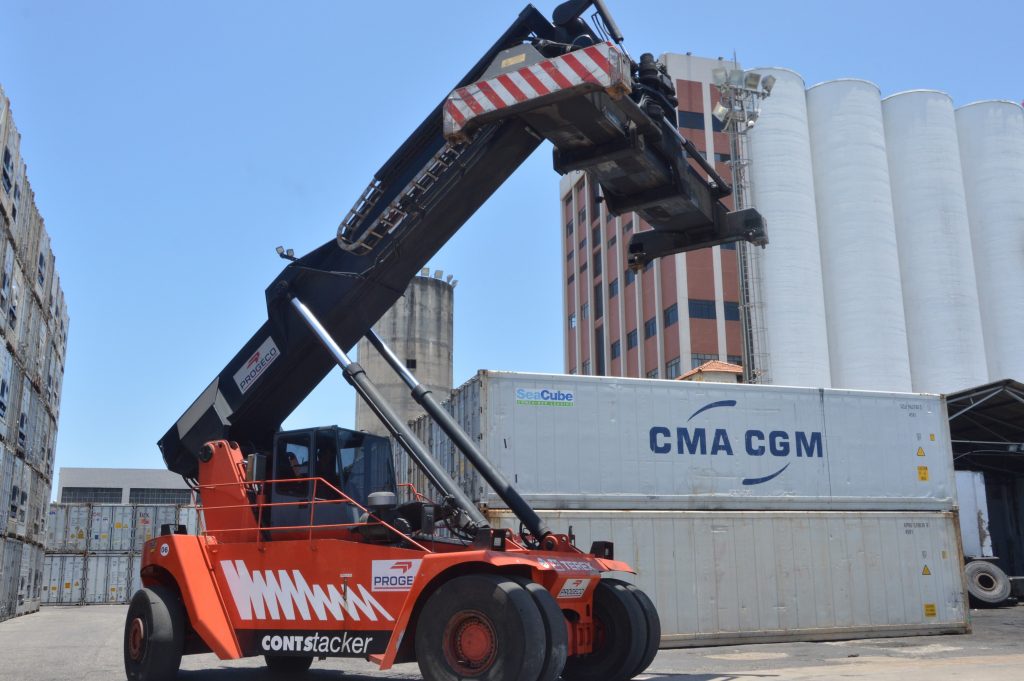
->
[515,387,575,407]
[649,399,824,485]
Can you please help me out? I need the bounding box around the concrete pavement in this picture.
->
[1,603,1021,680]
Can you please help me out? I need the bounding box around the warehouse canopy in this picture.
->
[947,379,1024,473]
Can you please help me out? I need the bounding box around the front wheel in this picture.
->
[562,579,647,681]
[124,586,185,681]
[415,573,546,681]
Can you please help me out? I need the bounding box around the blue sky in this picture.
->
[3,0,1019,474]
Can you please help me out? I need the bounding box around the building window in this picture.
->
[627,329,638,349]
[579,237,587,251]
[568,313,576,329]
[61,487,122,504]
[128,488,193,505]
[565,219,574,237]
[623,219,634,232]
[611,340,621,360]
[724,301,740,321]
[689,299,716,320]
[720,241,737,250]
[567,273,574,285]
[582,359,591,375]
[581,302,589,320]
[595,326,605,376]
[714,152,731,163]
[592,225,601,244]
[691,352,718,369]
[646,368,659,379]
[666,357,681,379]
[580,261,588,273]
[405,358,417,369]
[609,278,619,298]
[663,303,678,328]
[578,207,587,225]
[644,317,657,339]
[677,111,705,130]
[608,234,617,247]
[625,269,635,285]
[728,355,742,365]
[593,255,602,277]
[594,285,603,319]
[567,250,574,262]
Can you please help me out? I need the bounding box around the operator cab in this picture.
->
[268,426,397,531]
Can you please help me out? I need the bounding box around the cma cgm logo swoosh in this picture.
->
[648,399,824,486]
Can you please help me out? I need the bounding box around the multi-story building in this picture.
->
[0,83,70,621]
[561,53,741,380]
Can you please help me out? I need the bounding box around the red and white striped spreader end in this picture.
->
[443,41,632,140]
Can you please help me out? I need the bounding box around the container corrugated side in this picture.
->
[87,505,134,552]
[488,508,969,646]
[16,543,41,615]
[132,506,180,551]
[401,372,955,511]
[41,554,85,605]
[84,554,132,604]
[0,537,23,619]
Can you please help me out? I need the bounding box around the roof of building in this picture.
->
[678,360,744,381]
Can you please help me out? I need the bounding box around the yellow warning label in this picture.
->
[922,565,931,575]
[930,433,936,441]
[501,53,527,68]
[916,447,926,457]
[64,582,70,589]
[924,603,937,617]
[917,466,929,481]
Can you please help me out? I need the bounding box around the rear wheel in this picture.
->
[264,655,313,674]
[124,586,185,681]
[562,580,646,681]
[415,573,545,681]
[965,560,1011,606]
[508,576,568,681]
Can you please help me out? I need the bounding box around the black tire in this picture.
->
[264,655,314,674]
[621,582,660,676]
[562,580,646,681]
[508,576,568,681]
[415,573,546,681]
[124,586,185,681]
[965,560,1011,606]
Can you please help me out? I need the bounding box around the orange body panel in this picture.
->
[145,441,633,668]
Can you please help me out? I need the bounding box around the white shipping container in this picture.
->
[88,505,135,552]
[84,553,132,604]
[404,372,955,511]
[0,538,23,619]
[46,503,92,552]
[0,446,13,533]
[41,554,86,605]
[955,470,992,558]
[16,543,41,615]
[488,508,968,646]
[132,506,180,551]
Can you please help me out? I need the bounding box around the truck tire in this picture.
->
[621,582,661,676]
[508,576,568,681]
[264,655,314,674]
[562,580,646,681]
[415,573,545,681]
[124,586,185,681]
[965,560,1011,606]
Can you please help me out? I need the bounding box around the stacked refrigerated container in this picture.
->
[0,84,69,622]
[399,371,969,646]
[42,503,199,606]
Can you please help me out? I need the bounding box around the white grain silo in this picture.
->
[807,79,911,392]
[956,101,1024,382]
[746,68,831,387]
[882,91,987,393]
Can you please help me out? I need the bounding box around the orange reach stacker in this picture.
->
[126,2,766,680]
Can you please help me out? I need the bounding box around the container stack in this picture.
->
[0,85,70,622]
[41,503,199,605]
[399,371,969,646]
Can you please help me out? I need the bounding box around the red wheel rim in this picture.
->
[442,609,498,676]
[128,617,146,661]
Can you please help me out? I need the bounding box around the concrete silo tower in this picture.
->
[355,270,455,436]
